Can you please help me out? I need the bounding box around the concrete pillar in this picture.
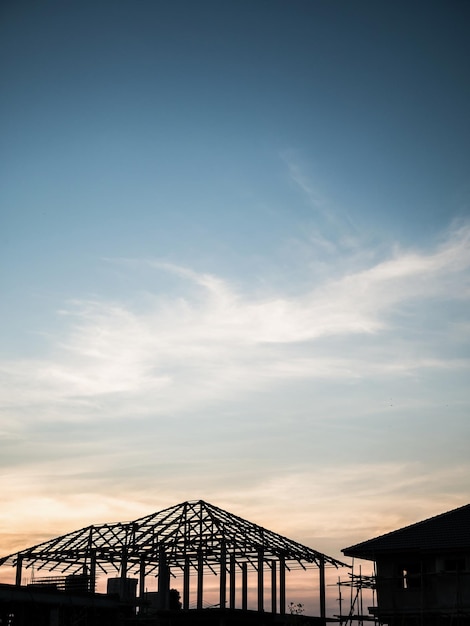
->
[241,562,248,611]
[183,556,190,610]
[257,548,264,612]
[279,556,286,615]
[271,560,277,614]
[197,550,204,610]
[219,542,227,609]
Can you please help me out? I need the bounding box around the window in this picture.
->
[401,563,421,589]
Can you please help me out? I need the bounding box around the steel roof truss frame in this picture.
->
[1,500,346,583]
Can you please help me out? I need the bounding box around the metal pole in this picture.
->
[242,562,248,611]
[319,555,326,625]
[183,556,190,610]
[229,553,236,609]
[197,549,204,610]
[139,557,146,613]
[279,555,286,615]
[89,549,97,594]
[120,547,128,601]
[271,560,277,614]
[257,547,264,613]
[15,556,23,587]
[337,576,343,625]
[158,546,170,610]
[219,542,227,610]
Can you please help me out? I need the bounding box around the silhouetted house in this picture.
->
[343,503,470,625]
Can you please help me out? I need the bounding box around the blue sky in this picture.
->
[1,0,470,611]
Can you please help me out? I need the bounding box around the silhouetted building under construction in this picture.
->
[343,503,470,625]
[0,499,345,625]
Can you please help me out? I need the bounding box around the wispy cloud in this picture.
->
[1,223,469,425]
[281,151,360,254]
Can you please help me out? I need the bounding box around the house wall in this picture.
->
[375,552,470,618]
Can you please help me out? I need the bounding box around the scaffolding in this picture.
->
[335,561,379,626]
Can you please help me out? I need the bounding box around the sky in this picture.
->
[1,0,470,613]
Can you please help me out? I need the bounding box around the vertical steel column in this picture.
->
[271,560,277,614]
[241,562,248,611]
[158,546,170,610]
[219,542,227,609]
[279,555,286,615]
[120,547,128,600]
[139,557,146,608]
[197,549,204,610]
[89,549,97,594]
[229,553,236,609]
[183,556,190,610]
[15,555,23,586]
[86,527,96,594]
[257,547,264,612]
[319,555,326,625]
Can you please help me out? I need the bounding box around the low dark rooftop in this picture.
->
[343,503,470,560]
